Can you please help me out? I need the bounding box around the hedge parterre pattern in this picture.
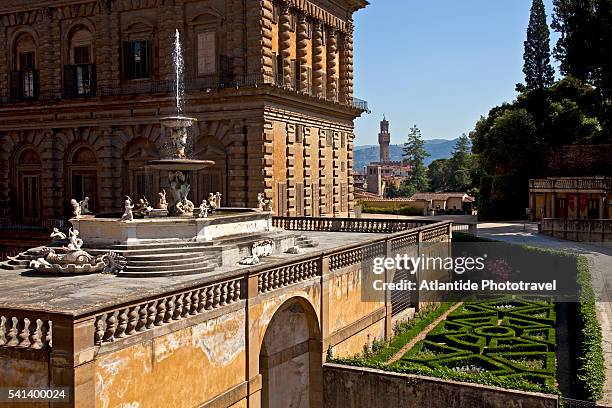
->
[394,297,558,389]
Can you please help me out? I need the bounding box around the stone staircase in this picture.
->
[87,242,218,278]
[295,235,319,248]
[1,231,317,277]
[1,249,39,270]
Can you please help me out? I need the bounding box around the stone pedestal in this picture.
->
[70,211,273,246]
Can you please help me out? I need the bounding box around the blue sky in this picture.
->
[352,0,559,145]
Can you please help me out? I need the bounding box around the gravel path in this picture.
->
[478,222,612,405]
[386,302,463,364]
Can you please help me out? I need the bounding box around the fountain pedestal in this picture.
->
[146,116,214,216]
[72,211,273,246]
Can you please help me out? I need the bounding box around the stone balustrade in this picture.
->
[529,177,611,191]
[0,310,52,350]
[272,216,434,233]
[540,218,612,243]
[93,276,244,345]
[258,259,319,293]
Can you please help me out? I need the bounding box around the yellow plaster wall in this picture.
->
[328,267,384,334]
[0,356,49,408]
[94,308,246,408]
[253,284,322,349]
[330,318,385,358]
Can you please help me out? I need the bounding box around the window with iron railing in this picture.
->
[123,40,151,80]
[64,64,96,98]
[10,69,38,101]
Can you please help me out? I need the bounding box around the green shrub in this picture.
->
[488,352,556,375]
[445,333,487,354]
[485,337,549,353]
[574,256,605,401]
[366,302,455,363]
[402,340,470,363]
[360,204,423,216]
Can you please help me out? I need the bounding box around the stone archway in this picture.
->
[259,297,322,408]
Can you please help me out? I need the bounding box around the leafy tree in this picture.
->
[385,183,399,198]
[427,159,449,192]
[402,125,430,193]
[521,0,555,91]
[552,0,612,138]
[447,134,473,191]
[552,0,597,82]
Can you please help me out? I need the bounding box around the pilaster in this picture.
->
[39,129,64,219]
[286,123,296,215]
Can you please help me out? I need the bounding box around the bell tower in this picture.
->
[378,115,390,162]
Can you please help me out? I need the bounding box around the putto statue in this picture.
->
[70,198,81,218]
[29,227,126,275]
[79,196,91,215]
[121,196,134,221]
[199,200,209,218]
[208,193,218,211]
[157,190,168,210]
[67,227,83,251]
[176,198,194,215]
[50,227,67,241]
[257,193,272,211]
[134,197,153,218]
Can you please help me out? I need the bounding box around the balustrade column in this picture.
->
[296,13,309,93]
[279,3,292,87]
[312,20,325,97]
[326,28,338,101]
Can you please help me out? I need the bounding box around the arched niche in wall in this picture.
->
[65,144,98,213]
[11,146,42,223]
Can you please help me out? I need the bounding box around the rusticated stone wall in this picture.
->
[0,0,365,221]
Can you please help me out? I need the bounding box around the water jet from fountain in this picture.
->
[146,29,214,216]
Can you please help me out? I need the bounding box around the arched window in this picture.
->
[66,146,98,212]
[13,148,42,223]
[64,27,95,97]
[11,33,38,100]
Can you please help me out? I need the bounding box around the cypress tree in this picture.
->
[523,0,555,90]
[401,125,430,194]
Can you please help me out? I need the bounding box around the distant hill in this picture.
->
[353,138,459,171]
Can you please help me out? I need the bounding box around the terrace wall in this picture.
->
[324,363,559,408]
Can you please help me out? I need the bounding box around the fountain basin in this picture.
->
[146,159,215,171]
[160,115,197,128]
[70,211,273,246]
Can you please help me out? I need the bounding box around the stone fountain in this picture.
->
[3,29,300,278]
[146,30,214,216]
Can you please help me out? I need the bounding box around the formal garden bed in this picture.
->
[329,243,605,401]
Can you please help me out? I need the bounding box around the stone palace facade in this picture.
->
[0,0,368,229]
